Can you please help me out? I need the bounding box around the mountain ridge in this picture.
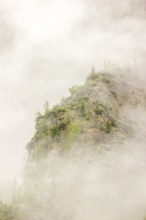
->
[27,71,146,161]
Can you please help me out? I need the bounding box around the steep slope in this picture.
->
[1,71,146,220]
[27,71,146,161]
[21,71,146,220]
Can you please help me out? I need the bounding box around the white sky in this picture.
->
[0,0,146,183]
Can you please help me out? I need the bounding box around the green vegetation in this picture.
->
[2,71,145,220]
[44,100,50,116]
[77,99,86,116]
[29,102,83,156]
[69,85,80,95]
[28,72,125,158]
[64,122,81,150]
[104,119,117,133]
[75,98,90,119]
[94,101,106,116]
[35,117,50,140]
[28,72,139,159]
[35,105,71,140]
[0,202,18,220]
[50,124,60,137]
[93,101,117,133]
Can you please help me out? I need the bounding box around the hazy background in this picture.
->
[0,0,146,183]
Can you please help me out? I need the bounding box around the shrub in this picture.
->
[69,85,79,95]
[104,119,116,133]
[76,99,90,119]
[77,99,86,115]
[94,101,106,116]
[44,101,50,117]
[35,118,49,140]
[50,125,60,138]
[50,108,72,137]
[64,122,81,149]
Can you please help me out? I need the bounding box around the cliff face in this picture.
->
[2,72,146,220]
[20,72,146,220]
[27,72,146,161]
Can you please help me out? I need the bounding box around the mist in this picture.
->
[23,144,146,220]
[21,104,146,220]
[0,0,146,218]
[16,96,146,220]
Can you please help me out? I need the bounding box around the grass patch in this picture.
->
[64,122,81,150]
